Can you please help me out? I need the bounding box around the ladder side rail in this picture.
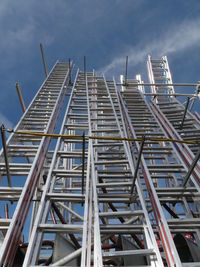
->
[23,69,79,266]
[81,71,94,267]
[81,141,92,267]
[86,73,103,267]
[163,56,175,95]
[0,63,70,266]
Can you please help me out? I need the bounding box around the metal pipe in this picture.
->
[124,56,128,85]
[68,58,72,85]
[0,125,11,187]
[84,56,86,79]
[183,147,200,187]
[40,43,48,77]
[16,82,26,113]
[179,97,190,129]
[4,204,9,219]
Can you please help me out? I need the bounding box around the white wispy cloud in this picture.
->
[0,0,56,53]
[100,18,200,75]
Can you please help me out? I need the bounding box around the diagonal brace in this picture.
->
[40,43,48,77]
[183,146,200,187]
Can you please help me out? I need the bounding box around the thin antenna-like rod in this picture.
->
[125,56,128,85]
[68,58,72,85]
[4,204,9,219]
[40,43,48,77]
[84,56,86,79]
[0,125,11,187]
[16,82,26,113]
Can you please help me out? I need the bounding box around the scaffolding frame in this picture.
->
[0,56,200,266]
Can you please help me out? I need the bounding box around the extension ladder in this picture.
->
[0,61,70,266]
[120,74,200,266]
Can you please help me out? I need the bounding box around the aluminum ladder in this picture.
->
[0,61,70,266]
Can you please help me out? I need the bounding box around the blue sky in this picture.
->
[0,0,200,127]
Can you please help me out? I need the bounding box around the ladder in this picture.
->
[120,74,200,266]
[23,70,89,266]
[24,70,164,266]
[147,55,174,103]
[0,61,70,266]
[147,56,200,189]
[86,74,163,266]
[146,56,200,265]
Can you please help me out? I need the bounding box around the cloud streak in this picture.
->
[100,18,200,75]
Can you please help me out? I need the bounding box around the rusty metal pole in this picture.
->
[0,125,11,187]
[40,43,48,77]
[84,56,86,79]
[16,82,26,113]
